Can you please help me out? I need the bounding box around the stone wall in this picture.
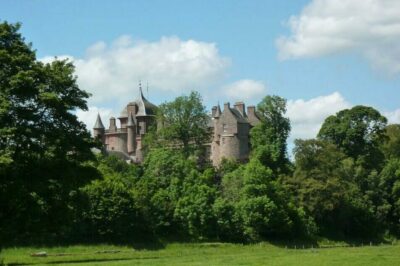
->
[105,132,128,153]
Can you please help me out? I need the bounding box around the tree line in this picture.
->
[1,22,399,245]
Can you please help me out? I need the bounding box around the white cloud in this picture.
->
[42,36,230,105]
[277,0,400,75]
[76,106,113,134]
[222,79,267,102]
[384,109,400,124]
[287,92,351,140]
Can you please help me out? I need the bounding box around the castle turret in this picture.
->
[109,117,117,132]
[127,111,136,154]
[93,113,105,142]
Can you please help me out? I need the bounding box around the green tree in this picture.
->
[250,95,291,174]
[220,158,298,240]
[134,148,219,239]
[318,105,387,169]
[378,158,400,235]
[289,139,380,237]
[381,124,400,159]
[155,91,210,155]
[174,169,217,239]
[134,148,194,236]
[79,155,145,242]
[0,22,97,243]
[237,159,295,239]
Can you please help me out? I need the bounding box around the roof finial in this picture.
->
[146,81,149,97]
[139,80,143,98]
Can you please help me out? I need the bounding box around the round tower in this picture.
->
[127,112,136,154]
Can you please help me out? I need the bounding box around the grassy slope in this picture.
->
[1,242,399,266]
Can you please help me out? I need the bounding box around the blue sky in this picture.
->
[2,0,400,142]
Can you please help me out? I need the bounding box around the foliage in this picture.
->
[174,169,217,239]
[318,105,387,170]
[0,21,98,244]
[250,95,291,174]
[237,159,296,239]
[289,139,382,237]
[378,158,400,234]
[381,124,400,159]
[79,156,145,242]
[155,91,210,155]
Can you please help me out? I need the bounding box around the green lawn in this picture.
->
[1,242,399,266]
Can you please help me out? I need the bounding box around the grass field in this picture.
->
[1,242,399,266]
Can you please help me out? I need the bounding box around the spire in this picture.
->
[139,80,144,98]
[93,113,105,129]
[127,111,135,127]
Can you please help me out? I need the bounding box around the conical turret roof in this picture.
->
[93,113,105,129]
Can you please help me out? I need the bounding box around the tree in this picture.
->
[289,139,380,237]
[378,158,400,235]
[155,91,210,155]
[291,139,350,221]
[237,158,299,240]
[0,22,97,243]
[79,155,145,242]
[174,169,217,239]
[381,124,400,160]
[250,95,291,174]
[318,105,387,169]
[219,158,299,240]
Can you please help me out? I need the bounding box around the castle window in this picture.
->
[223,124,227,133]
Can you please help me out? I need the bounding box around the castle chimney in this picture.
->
[224,102,230,111]
[109,117,117,132]
[127,102,137,118]
[127,112,136,154]
[247,106,256,116]
[234,102,246,117]
[247,105,261,126]
[212,106,217,117]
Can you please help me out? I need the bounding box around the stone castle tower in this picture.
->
[93,86,157,162]
[94,88,260,165]
[209,102,260,166]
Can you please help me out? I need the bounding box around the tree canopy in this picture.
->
[152,91,210,155]
[0,22,98,243]
[0,22,95,167]
[318,105,387,169]
[250,95,291,174]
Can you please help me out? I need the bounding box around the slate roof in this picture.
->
[93,113,105,129]
[120,88,157,118]
[229,107,248,123]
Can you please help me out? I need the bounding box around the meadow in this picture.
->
[2,242,399,266]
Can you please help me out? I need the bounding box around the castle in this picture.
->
[93,87,260,166]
